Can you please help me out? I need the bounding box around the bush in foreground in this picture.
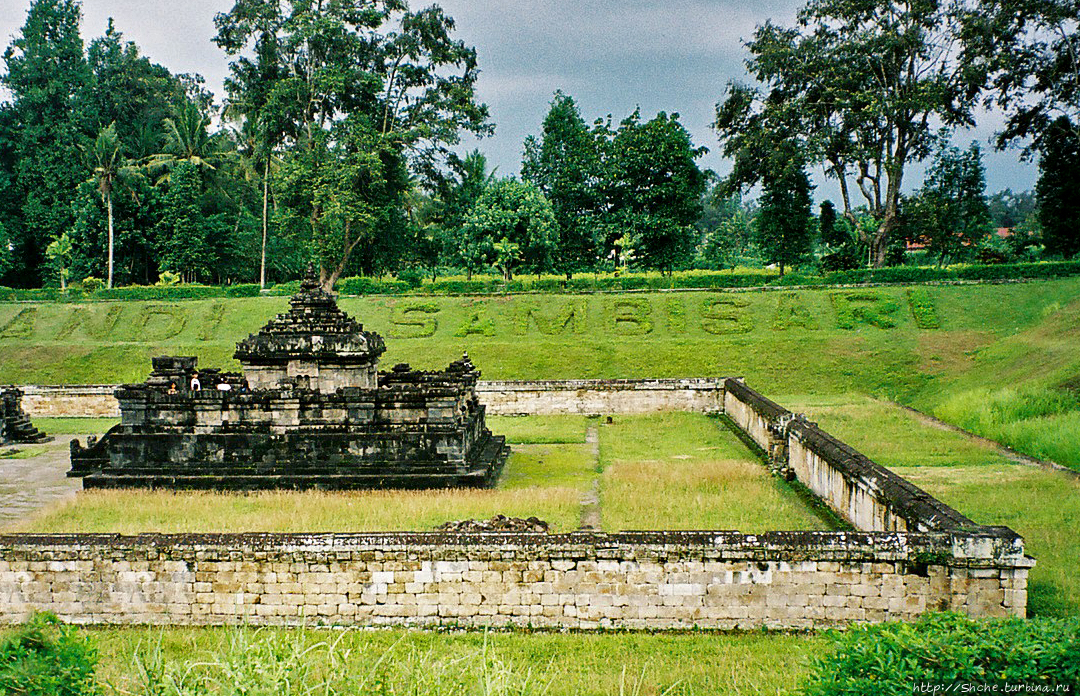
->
[0,612,98,695]
[802,613,1080,696]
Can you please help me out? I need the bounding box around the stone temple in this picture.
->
[68,267,509,490]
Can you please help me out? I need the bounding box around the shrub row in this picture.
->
[803,613,1080,695]
[0,260,1077,303]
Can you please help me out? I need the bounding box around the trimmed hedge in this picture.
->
[1,260,1077,303]
[802,613,1080,696]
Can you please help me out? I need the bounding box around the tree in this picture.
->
[0,220,12,279]
[85,19,182,153]
[908,142,992,266]
[156,161,209,282]
[458,179,557,280]
[715,0,985,267]
[696,191,753,271]
[988,189,1037,229]
[84,123,125,288]
[522,92,604,277]
[148,99,233,185]
[1,0,90,286]
[973,0,1080,154]
[605,110,706,274]
[1037,117,1080,258]
[219,14,290,289]
[819,200,843,247]
[214,0,492,290]
[44,232,73,290]
[755,147,814,277]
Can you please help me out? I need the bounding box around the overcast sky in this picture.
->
[0,0,1037,201]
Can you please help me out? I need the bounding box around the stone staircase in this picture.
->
[1,388,50,445]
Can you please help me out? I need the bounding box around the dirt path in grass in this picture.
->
[578,426,602,530]
[0,435,81,526]
[891,402,1080,479]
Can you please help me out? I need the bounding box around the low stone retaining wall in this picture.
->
[18,379,725,419]
[19,385,119,418]
[0,530,1029,629]
[0,377,1033,628]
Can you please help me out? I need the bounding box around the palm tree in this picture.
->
[228,110,280,290]
[147,99,233,184]
[87,123,124,289]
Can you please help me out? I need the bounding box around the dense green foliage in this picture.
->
[906,143,993,266]
[0,612,98,695]
[1037,118,1080,259]
[754,147,814,276]
[802,613,1080,695]
[1,0,1077,291]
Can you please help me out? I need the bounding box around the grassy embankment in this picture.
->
[2,279,1078,467]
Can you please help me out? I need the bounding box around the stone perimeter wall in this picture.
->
[17,379,725,418]
[0,378,1032,628]
[0,531,1029,629]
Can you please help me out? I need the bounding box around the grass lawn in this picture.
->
[598,413,829,531]
[32,416,119,435]
[87,626,821,696]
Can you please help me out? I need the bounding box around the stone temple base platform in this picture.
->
[69,358,509,491]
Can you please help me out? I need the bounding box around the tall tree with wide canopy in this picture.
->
[214,0,492,290]
[715,0,985,267]
[1036,117,1080,258]
[1,0,90,287]
[522,92,604,277]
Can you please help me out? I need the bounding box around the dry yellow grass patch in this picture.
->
[9,485,583,534]
[601,457,828,532]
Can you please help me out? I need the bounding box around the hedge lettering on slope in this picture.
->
[773,293,818,331]
[830,292,901,329]
[907,287,942,329]
[665,298,687,334]
[55,305,124,341]
[197,302,227,341]
[608,298,653,335]
[514,300,588,335]
[0,308,38,339]
[455,306,497,337]
[135,305,189,341]
[701,297,753,335]
[389,301,440,338]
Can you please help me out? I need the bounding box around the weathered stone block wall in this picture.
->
[0,531,1030,629]
[786,424,977,533]
[477,379,724,416]
[720,378,983,535]
[722,379,787,455]
[19,380,726,419]
[21,385,118,417]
